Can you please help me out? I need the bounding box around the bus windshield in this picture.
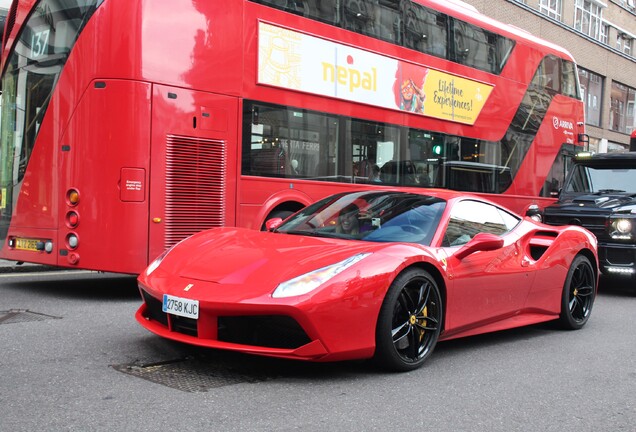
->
[0,0,101,213]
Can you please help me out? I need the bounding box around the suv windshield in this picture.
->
[565,164,636,194]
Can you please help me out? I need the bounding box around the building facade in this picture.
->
[464,0,636,152]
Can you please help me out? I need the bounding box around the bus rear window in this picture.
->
[0,0,101,186]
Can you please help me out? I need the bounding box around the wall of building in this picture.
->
[464,0,636,152]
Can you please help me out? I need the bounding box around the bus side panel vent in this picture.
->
[165,135,226,249]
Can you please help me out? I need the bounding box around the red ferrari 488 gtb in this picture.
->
[137,190,598,371]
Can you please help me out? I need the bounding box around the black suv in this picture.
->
[542,152,636,288]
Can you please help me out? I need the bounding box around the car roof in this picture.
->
[574,151,636,166]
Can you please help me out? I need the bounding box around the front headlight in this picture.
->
[145,235,193,276]
[609,218,633,240]
[272,253,371,298]
[145,251,167,276]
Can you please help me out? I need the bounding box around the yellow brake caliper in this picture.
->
[417,306,428,341]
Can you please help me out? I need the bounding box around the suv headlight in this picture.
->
[609,217,634,240]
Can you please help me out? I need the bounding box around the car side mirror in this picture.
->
[265,217,284,231]
[525,204,544,223]
[455,233,504,260]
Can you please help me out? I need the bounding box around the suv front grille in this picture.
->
[543,214,607,238]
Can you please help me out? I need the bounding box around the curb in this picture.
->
[0,261,65,274]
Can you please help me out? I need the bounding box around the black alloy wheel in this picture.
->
[559,255,596,330]
[375,268,442,372]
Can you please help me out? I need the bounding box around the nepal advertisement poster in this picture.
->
[258,22,494,126]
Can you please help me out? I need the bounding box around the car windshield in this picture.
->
[564,164,636,194]
[277,191,446,245]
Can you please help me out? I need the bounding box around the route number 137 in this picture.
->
[31,29,50,58]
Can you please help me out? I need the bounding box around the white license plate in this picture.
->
[162,294,199,319]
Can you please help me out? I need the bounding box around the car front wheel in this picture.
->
[374,268,442,372]
[559,255,596,330]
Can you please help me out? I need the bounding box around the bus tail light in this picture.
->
[66,211,80,228]
[66,233,79,249]
[67,189,80,206]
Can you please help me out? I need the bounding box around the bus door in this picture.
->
[148,85,239,264]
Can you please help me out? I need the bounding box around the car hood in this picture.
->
[547,193,636,213]
[153,227,392,289]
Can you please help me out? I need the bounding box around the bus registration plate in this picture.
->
[15,238,39,251]
[162,294,199,319]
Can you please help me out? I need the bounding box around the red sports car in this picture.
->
[136,190,598,371]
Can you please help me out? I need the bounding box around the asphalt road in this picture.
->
[0,270,634,432]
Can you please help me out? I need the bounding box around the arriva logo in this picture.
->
[322,55,377,93]
[553,116,574,130]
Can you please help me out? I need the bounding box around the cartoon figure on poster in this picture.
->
[394,63,428,114]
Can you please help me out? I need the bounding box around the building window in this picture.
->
[574,0,605,41]
[609,81,636,134]
[619,0,636,10]
[601,24,609,45]
[623,38,632,56]
[578,68,603,128]
[539,0,562,20]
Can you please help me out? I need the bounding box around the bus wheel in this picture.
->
[261,210,294,231]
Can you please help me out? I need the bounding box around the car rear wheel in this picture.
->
[374,268,442,372]
[559,255,596,330]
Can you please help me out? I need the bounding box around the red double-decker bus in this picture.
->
[0,0,586,274]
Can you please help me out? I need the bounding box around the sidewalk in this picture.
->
[0,259,62,274]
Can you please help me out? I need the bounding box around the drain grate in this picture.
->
[112,357,273,392]
[0,309,62,325]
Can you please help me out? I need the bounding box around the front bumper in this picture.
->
[135,285,379,362]
[598,242,636,279]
